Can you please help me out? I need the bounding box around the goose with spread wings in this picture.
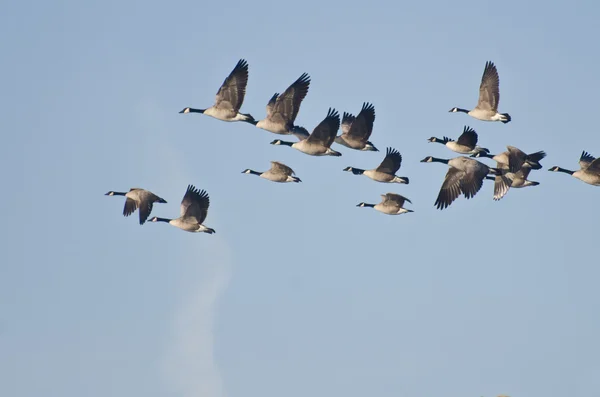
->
[256,73,311,140]
[105,188,167,225]
[242,161,302,183]
[270,108,341,156]
[449,61,511,123]
[343,147,408,183]
[334,102,379,151]
[357,193,414,215]
[427,125,489,155]
[179,59,255,124]
[548,150,600,186]
[150,185,215,233]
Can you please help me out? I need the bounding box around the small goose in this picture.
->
[548,150,600,186]
[150,185,215,233]
[343,147,408,184]
[420,156,506,210]
[427,125,489,155]
[179,59,255,124]
[256,73,311,140]
[105,188,167,225]
[357,193,414,215]
[242,161,302,183]
[334,103,379,151]
[270,108,341,156]
[449,61,511,123]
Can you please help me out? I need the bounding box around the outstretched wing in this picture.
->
[375,147,402,174]
[579,151,596,169]
[123,198,138,217]
[270,73,311,126]
[180,184,210,224]
[341,112,355,135]
[346,102,375,141]
[435,167,465,210]
[266,92,279,118]
[456,125,478,147]
[384,193,411,206]
[306,108,340,147]
[214,59,249,112]
[270,161,295,176]
[476,61,500,112]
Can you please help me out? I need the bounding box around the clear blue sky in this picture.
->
[3,1,600,396]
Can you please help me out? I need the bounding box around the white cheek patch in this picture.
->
[184,108,190,113]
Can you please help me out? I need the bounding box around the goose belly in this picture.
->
[292,140,327,155]
[446,141,472,154]
[363,170,393,182]
[256,119,290,134]
[468,108,495,121]
[203,107,237,121]
[169,219,202,232]
[261,172,288,183]
[575,171,600,186]
[335,136,363,150]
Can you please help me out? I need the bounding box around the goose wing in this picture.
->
[180,184,210,224]
[306,108,340,147]
[586,157,600,173]
[214,59,249,112]
[382,193,412,206]
[579,151,596,169]
[476,61,500,112]
[375,147,402,174]
[123,198,138,217]
[266,93,279,118]
[435,167,465,210]
[346,102,375,141]
[270,161,295,176]
[455,126,478,148]
[270,73,311,126]
[459,161,487,200]
[507,146,527,173]
[341,112,355,135]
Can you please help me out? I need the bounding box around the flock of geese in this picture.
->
[105,59,600,233]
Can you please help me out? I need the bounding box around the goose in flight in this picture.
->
[242,161,302,183]
[449,61,511,123]
[343,147,408,183]
[105,188,167,225]
[548,150,600,186]
[427,125,489,155]
[420,156,507,210]
[150,185,215,233]
[270,108,341,156]
[357,193,414,215]
[256,73,311,140]
[334,103,379,151]
[179,59,255,124]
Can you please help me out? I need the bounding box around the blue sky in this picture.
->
[2,1,600,396]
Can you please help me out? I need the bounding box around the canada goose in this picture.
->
[149,185,215,233]
[105,188,167,225]
[548,150,600,186]
[334,103,379,151]
[420,156,506,209]
[472,146,545,200]
[256,73,311,140]
[449,61,511,123]
[357,193,414,215]
[179,59,255,124]
[343,147,408,184]
[270,108,341,156]
[242,161,302,183]
[427,126,489,155]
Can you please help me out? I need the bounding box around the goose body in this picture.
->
[179,59,255,124]
[270,108,341,156]
[421,156,507,209]
[449,61,511,123]
[427,126,489,155]
[150,185,215,233]
[549,151,600,186]
[242,161,301,183]
[343,147,408,183]
[357,193,414,215]
[105,188,167,225]
[256,73,311,139]
[334,103,379,151]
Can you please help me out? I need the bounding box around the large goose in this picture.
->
[548,151,600,186]
[427,126,489,155]
[256,73,311,140]
[179,59,255,124]
[420,156,506,209]
[270,108,341,156]
[242,161,301,183]
[449,61,511,123]
[343,147,408,183]
[150,185,215,233]
[105,188,167,225]
[334,102,379,151]
[357,193,414,215]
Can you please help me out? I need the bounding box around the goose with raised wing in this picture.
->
[427,126,489,155]
[242,161,302,183]
[420,156,507,210]
[150,185,215,233]
[548,150,600,186]
[179,59,255,124]
[343,147,408,183]
[270,108,341,156]
[357,193,414,215]
[256,73,311,140]
[334,102,379,151]
[449,61,511,123]
[105,188,167,225]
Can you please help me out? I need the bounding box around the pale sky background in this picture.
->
[2,1,600,397]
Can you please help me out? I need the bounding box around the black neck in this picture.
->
[248,170,261,176]
[430,157,450,164]
[433,137,450,144]
[154,217,171,223]
[350,167,365,175]
[454,108,469,114]
[555,167,575,175]
[188,108,205,113]
[112,192,126,196]
[478,152,494,159]
[279,140,294,147]
[363,203,375,208]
